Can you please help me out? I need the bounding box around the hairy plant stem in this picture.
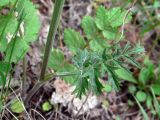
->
[39,0,65,81]
[18,25,27,95]
[25,0,65,104]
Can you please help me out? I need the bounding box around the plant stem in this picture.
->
[25,72,76,104]
[22,54,27,95]
[39,0,65,81]
[25,0,65,104]
[19,24,27,95]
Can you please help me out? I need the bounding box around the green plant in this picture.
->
[25,3,144,103]
[42,101,52,112]
[0,0,144,117]
[116,56,160,117]
[0,0,40,109]
[151,87,160,118]
[10,99,24,114]
[46,6,144,98]
[111,0,160,34]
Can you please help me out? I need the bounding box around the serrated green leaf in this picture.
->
[106,7,132,27]
[0,0,40,63]
[48,49,65,71]
[109,8,132,27]
[48,49,76,83]
[95,6,107,30]
[95,6,132,30]
[5,37,29,63]
[64,29,86,54]
[102,28,118,40]
[0,0,40,44]
[82,16,98,39]
[106,7,122,26]
[89,40,104,52]
[17,0,40,43]
[0,15,18,50]
[58,62,76,83]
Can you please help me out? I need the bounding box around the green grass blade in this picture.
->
[134,96,149,120]
[151,87,160,118]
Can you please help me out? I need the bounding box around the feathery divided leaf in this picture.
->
[72,49,103,97]
[82,16,98,39]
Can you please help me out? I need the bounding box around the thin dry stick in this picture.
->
[74,92,91,118]
[31,109,46,120]
[5,108,19,120]
[3,115,10,120]
[118,0,138,42]
[0,107,5,120]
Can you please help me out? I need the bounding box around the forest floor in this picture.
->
[2,0,160,120]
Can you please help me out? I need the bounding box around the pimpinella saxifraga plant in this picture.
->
[47,6,144,98]
[0,0,144,102]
